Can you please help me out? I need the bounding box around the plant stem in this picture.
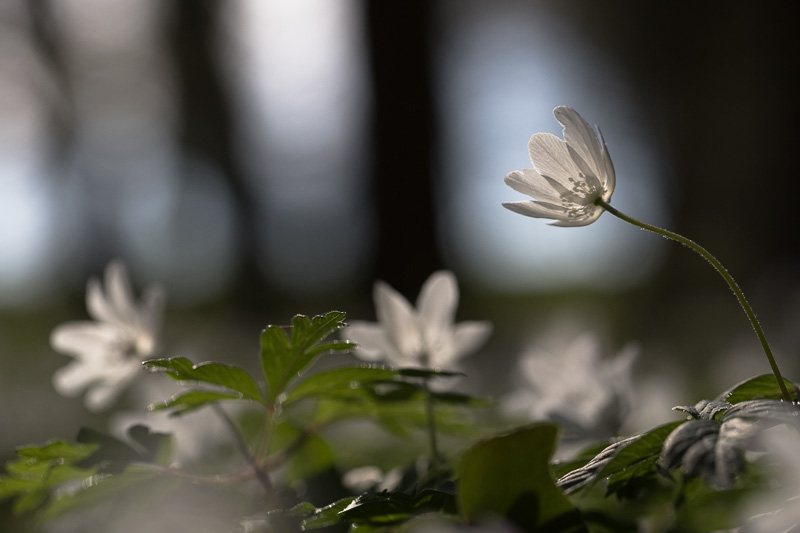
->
[423,378,441,466]
[595,198,791,402]
[211,403,275,498]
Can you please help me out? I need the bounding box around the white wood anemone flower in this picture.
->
[51,261,164,411]
[504,332,637,443]
[346,271,492,369]
[503,106,615,227]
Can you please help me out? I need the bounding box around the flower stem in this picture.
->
[424,379,441,466]
[595,198,791,402]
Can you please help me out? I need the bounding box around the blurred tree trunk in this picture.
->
[364,0,443,294]
[166,0,266,307]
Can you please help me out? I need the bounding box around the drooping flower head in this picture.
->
[503,106,615,226]
[51,261,164,411]
[346,271,491,369]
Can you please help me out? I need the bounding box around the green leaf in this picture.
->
[15,440,97,462]
[260,311,350,403]
[457,423,585,532]
[143,357,263,403]
[299,497,355,529]
[721,374,798,404]
[148,389,244,416]
[396,368,466,379]
[283,366,397,405]
[595,421,683,482]
[0,440,100,515]
[42,464,161,520]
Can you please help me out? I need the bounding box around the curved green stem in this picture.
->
[595,198,791,402]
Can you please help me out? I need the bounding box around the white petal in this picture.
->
[548,209,602,227]
[346,322,391,361]
[553,106,607,183]
[85,360,141,411]
[51,322,122,361]
[417,271,458,353]
[431,321,491,368]
[597,127,616,195]
[106,261,139,325]
[52,361,99,397]
[86,278,115,324]
[504,169,561,203]
[502,201,570,221]
[528,133,582,186]
[373,281,423,362]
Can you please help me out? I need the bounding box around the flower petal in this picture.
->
[346,321,393,362]
[52,361,100,397]
[417,271,458,353]
[504,169,561,203]
[51,322,122,361]
[106,261,140,326]
[430,321,492,368]
[373,281,423,362]
[528,133,582,186]
[502,201,570,221]
[84,361,140,411]
[554,106,605,179]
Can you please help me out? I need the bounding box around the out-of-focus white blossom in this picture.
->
[51,261,164,411]
[342,465,403,493]
[503,106,615,227]
[504,331,637,443]
[738,425,800,532]
[346,271,491,369]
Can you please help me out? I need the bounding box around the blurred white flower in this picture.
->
[109,378,237,465]
[504,332,636,443]
[503,106,615,227]
[341,465,403,493]
[51,261,164,411]
[346,271,491,369]
[739,425,800,532]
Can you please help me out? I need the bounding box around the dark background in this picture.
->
[1,0,799,527]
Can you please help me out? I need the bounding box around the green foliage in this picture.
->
[149,389,246,416]
[0,440,98,515]
[721,374,799,403]
[260,311,353,403]
[144,357,264,403]
[457,423,585,532]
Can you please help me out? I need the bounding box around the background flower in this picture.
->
[51,261,164,411]
[346,271,491,369]
[504,329,637,448]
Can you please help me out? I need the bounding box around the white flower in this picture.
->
[51,261,164,411]
[346,271,491,369]
[504,332,636,442]
[503,106,615,227]
[341,465,403,493]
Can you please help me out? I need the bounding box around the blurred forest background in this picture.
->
[1,0,799,526]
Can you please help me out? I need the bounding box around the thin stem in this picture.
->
[596,198,791,402]
[211,403,275,497]
[422,376,441,466]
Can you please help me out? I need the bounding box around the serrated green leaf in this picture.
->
[301,497,355,529]
[42,464,161,520]
[16,440,98,462]
[143,357,263,403]
[149,389,244,416]
[283,366,397,405]
[595,421,683,482]
[260,311,349,403]
[720,374,798,404]
[0,440,101,516]
[457,423,585,532]
[551,441,612,479]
